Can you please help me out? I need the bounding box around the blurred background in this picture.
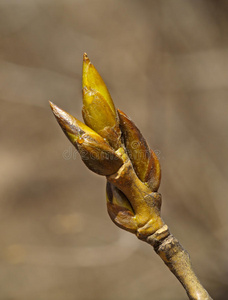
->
[0,0,228,299]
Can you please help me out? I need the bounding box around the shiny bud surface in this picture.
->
[82,53,121,149]
[118,109,161,191]
[50,101,123,176]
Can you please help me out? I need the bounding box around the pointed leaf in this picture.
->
[50,101,123,175]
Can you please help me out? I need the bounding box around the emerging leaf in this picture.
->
[82,53,121,149]
[50,101,123,175]
[118,109,161,191]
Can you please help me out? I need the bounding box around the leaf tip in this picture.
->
[83,52,89,62]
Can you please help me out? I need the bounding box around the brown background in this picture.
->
[0,0,228,299]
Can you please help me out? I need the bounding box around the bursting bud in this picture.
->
[82,53,121,149]
[118,109,161,191]
[50,102,123,176]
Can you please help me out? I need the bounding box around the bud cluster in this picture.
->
[50,53,162,236]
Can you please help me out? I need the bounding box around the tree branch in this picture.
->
[107,160,212,300]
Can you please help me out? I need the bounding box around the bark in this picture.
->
[147,226,212,300]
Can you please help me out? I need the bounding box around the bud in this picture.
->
[82,53,121,149]
[118,109,161,191]
[50,101,123,175]
[145,149,161,192]
[106,182,137,233]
